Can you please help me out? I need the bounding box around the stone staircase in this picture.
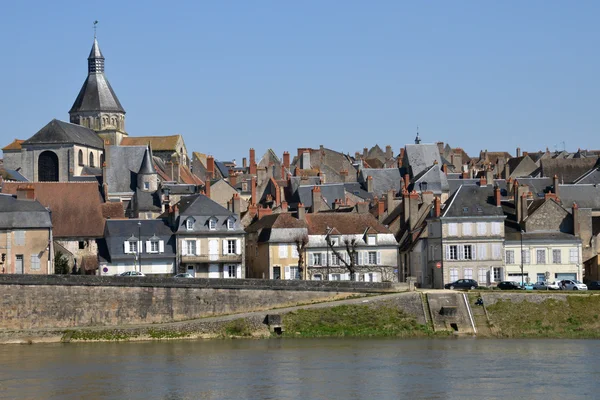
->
[470,303,493,336]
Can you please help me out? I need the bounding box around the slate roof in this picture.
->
[296,184,346,209]
[22,119,104,149]
[246,213,307,233]
[1,182,105,237]
[138,147,156,174]
[412,165,449,194]
[135,188,162,212]
[359,168,403,197]
[404,143,442,177]
[0,194,52,229]
[559,184,600,210]
[305,213,391,235]
[101,219,176,262]
[120,135,182,151]
[573,160,600,184]
[105,145,147,193]
[540,158,598,184]
[177,194,233,217]
[442,185,505,218]
[2,139,24,151]
[0,169,28,181]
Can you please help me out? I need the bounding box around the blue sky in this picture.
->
[1,1,598,162]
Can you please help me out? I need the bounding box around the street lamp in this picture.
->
[520,230,525,286]
[138,221,142,273]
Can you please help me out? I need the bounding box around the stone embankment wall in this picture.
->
[0,275,405,330]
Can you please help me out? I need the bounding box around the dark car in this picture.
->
[444,279,478,290]
[497,281,524,290]
[587,281,600,290]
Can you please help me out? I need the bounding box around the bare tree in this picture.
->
[294,233,309,280]
[325,234,359,280]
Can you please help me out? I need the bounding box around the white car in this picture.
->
[533,281,560,290]
[116,271,146,277]
[560,280,587,291]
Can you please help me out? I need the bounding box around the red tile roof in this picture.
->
[2,139,25,151]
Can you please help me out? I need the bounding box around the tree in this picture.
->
[54,251,70,275]
[294,234,309,280]
[325,234,359,280]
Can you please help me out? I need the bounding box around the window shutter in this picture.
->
[444,245,449,260]
[159,240,164,253]
[344,273,350,281]
[138,241,142,254]
[377,251,381,265]
[146,241,151,253]
[458,245,463,260]
[358,251,363,265]
[308,253,314,266]
[236,264,242,279]
[472,245,477,260]
[284,266,291,280]
[222,240,227,255]
[124,241,130,254]
[328,274,333,281]
[196,240,201,256]
[181,240,187,256]
[236,239,242,255]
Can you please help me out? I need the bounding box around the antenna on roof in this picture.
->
[93,20,98,38]
[414,125,421,144]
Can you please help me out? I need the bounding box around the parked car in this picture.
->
[533,281,560,290]
[523,282,535,290]
[587,281,600,290]
[444,279,478,290]
[560,280,587,290]
[116,271,146,277]
[497,281,524,290]
[173,273,194,278]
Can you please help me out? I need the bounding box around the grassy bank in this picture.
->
[281,303,442,338]
[486,295,600,338]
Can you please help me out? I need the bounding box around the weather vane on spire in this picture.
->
[93,20,98,38]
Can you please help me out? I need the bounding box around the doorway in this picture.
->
[15,255,23,274]
[187,265,195,277]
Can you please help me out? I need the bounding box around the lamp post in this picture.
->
[138,221,142,273]
[520,230,525,286]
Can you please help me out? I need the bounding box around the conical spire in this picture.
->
[138,146,156,175]
[88,38,105,74]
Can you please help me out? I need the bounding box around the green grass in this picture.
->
[281,304,441,338]
[486,295,600,338]
[222,319,253,337]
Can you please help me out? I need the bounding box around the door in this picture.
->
[208,264,220,278]
[209,240,218,261]
[187,265,195,277]
[15,255,23,274]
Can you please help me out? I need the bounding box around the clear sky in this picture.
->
[1,1,598,162]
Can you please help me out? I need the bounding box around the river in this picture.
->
[0,338,598,399]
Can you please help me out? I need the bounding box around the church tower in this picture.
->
[137,146,158,192]
[69,36,127,145]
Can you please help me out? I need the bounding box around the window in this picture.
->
[447,245,458,260]
[292,245,299,258]
[227,265,236,278]
[570,248,579,263]
[209,218,216,230]
[368,251,377,265]
[477,244,487,260]
[476,222,486,235]
[537,273,545,283]
[227,219,235,230]
[450,268,458,282]
[331,273,341,281]
[89,153,94,168]
[78,241,85,250]
[227,239,236,254]
[290,266,300,280]
[463,245,473,260]
[144,182,150,190]
[491,222,502,235]
[186,219,194,231]
[279,244,288,258]
[331,253,339,265]
[478,269,487,285]
[552,249,562,264]
[493,267,502,282]
[492,244,502,259]
[30,255,40,271]
[522,249,530,264]
[448,223,458,236]
[78,150,84,166]
[330,237,339,246]
[14,231,25,246]
[129,241,138,254]
[313,274,322,281]
[464,268,473,279]
[313,253,323,265]
[536,249,546,264]
[149,241,159,253]
[462,223,472,236]
[367,235,376,245]
[273,266,281,280]
[506,250,515,264]
[186,240,196,255]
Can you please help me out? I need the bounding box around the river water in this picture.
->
[0,338,598,399]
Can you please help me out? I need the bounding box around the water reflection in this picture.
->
[0,339,599,399]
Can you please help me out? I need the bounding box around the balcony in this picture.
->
[181,254,242,263]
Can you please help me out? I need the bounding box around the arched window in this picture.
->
[38,151,59,182]
[78,150,84,166]
[89,152,95,168]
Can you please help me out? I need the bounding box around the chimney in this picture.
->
[409,190,419,231]
[366,176,373,193]
[354,151,361,160]
[399,148,405,167]
[434,196,441,217]
[249,148,257,175]
[378,198,385,218]
[403,174,410,190]
[242,157,247,169]
[479,175,487,186]
[228,169,237,186]
[386,189,394,214]
[485,167,494,186]
[507,178,514,197]
[442,164,448,175]
[257,206,272,220]
[494,185,501,207]
[402,190,410,226]
[461,171,469,179]
[206,156,215,180]
[356,202,369,214]
[385,145,392,159]
[520,193,528,223]
[363,147,368,159]
[16,185,35,200]
[453,150,463,169]
[251,176,257,205]
[301,150,311,170]
[553,174,560,200]
[311,186,321,213]
[297,203,305,220]
[504,163,510,179]
[281,201,288,212]
[516,147,521,157]
[283,151,290,168]
[248,203,258,219]
[340,169,348,183]
[232,193,242,217]
[332,199,341,210]
[573,203,580,236]
[173,205,180,224]
[205,180,211,198]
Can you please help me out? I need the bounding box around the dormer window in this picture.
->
[367,235,376,246]
[330,237,339,247]
[186,218,194,231]
[227,218,235,230]
[209,218,217,230]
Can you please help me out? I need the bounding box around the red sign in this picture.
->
[436,262,442,269]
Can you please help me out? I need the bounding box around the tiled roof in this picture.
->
[2,139,24,151]
[101,202,125,219]
[1,182,105,238]
[540,158,598,184]
[305,213,391,235]
[120,135,182,151]
[246,213,307,233]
